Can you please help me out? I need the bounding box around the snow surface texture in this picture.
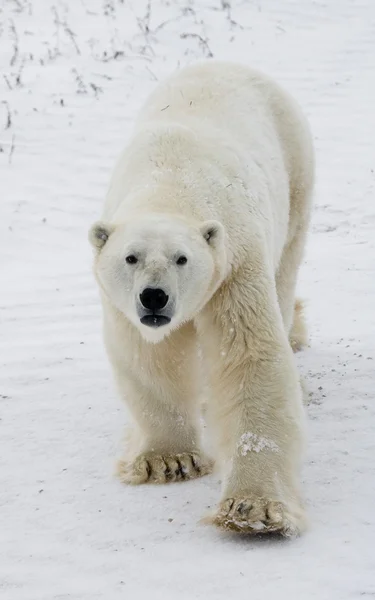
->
[1,1,374,598]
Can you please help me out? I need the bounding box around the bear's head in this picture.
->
[89,213,228,343]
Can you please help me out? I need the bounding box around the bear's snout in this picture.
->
[140,288,169,311]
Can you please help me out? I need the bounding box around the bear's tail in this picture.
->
[289,298,308,352]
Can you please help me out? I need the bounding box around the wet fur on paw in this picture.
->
[206,496,305,538]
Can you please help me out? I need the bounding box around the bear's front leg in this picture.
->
[197,270,307,537]
[105,319,212,485]
[115,372,212,485]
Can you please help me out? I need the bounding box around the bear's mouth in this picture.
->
[140,314,171,328]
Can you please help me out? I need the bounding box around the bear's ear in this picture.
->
[88,221,114,250]
[200,220,225,248]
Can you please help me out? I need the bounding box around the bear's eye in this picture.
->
[176,255,187,266]
[126,255,138,265]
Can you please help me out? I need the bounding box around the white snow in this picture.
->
[1,1,374,598]
[237,432,279,455]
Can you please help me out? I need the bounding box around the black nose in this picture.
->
[140,288,169,311]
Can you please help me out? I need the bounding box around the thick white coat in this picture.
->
[89,61,314,536]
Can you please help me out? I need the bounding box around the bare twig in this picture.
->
[9,20,19,66]
[51,8,61,56]
[137,0,151,36]
[11,0,24,11]
[52,7,81,55]
[93,72,113,80]
[152,15,184,34]
[64,25,80,55]
[3,75,12,90]
[89,82,103,96]
[210,0,245,29]
[181,6,196,20]
[221,0,231,14]
[103,1,115,17]
[9,135,15,164]
[98,49,125,62]
[72,68,87,94]
[79,0,98,16]
[92,46,152,63]
[1,101,12,129]
[145,65,158,81]
[47,44,60,61]
[14,61,24,86]
[180,33,214,58]
[138,42,155,58]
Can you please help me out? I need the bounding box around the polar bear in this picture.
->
[89,61,314,537]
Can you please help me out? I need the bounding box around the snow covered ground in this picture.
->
[1,0,374,598]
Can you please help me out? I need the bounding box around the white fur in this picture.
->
[89,61,314,536]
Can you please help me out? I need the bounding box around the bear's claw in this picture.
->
[117,451,212,485]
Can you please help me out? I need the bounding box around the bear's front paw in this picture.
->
[207,496,306,538]
[116,451,212,485]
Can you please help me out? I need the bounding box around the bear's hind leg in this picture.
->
[276,229,308,352]
[289,298,308,352]
[276,174,313,352]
